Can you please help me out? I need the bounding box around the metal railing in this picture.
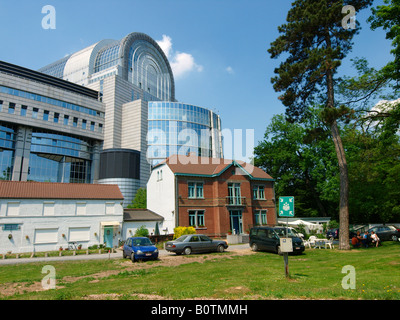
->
[225,196,246,206]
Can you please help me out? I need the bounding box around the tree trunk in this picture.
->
[330,120,350,250]
[324,32,350,249]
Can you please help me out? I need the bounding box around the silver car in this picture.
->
[165,234,228,255]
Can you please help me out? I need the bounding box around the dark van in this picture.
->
[249,226,305,255]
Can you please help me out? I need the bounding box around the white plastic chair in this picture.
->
[324,238,334,249]
[305,236,317,248]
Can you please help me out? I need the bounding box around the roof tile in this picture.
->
[0,181,124,200]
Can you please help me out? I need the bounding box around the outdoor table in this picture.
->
[314,239,328,249]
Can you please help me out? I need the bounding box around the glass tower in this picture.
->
[147,102,222,165]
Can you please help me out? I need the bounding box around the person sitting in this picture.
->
[370,231,380,247]
[361,231,369,248]
[351,234,360,248]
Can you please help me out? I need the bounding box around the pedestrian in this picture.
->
[370,231,380,247]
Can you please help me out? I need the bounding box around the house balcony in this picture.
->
[225,196,246,206]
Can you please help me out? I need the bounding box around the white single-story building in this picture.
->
[122,208,164,240]
[0,181,124,254]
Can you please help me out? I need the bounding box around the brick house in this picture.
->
[147,155,277,237]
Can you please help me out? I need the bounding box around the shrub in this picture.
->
[135,225,150,237]
[173,226,196,239]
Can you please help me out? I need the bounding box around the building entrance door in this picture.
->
[229,210,243,234]
[104,227,114,248]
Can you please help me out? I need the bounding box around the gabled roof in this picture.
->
[0,181,124,200]
[123,209,164,222]
[154,155,274,181]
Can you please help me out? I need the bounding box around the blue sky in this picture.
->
[0,0,393,161]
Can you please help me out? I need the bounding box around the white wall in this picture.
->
[122,221,163,240]
[0,199,123,254]
[146,164,176,234]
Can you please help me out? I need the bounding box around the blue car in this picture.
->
[123,237,159,262]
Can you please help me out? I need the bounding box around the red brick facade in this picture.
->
[175,164,276,237]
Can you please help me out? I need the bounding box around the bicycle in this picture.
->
[68,242,78,250]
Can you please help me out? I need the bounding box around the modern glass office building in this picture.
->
[0,61,103,184]
[1,32,224,205]
[147,102,222,165]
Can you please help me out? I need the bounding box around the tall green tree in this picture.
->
[268,0,373,249]
[128,188,147,209]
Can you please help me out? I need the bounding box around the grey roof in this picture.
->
[123,209,164,222]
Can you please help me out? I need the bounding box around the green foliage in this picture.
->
[268,0,373,121]
[368,0,400,88]
[134,225,149,237]
[173,226,196,239]
[343,104,400,223]
[254,102,400,224]
[254,106,339,218]
[328,220,339,229]
[128,188,147,209]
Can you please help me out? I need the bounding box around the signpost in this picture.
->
[278,196,295,278]
[279,196,294,218]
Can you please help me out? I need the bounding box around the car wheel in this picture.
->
[217,244,225,253]
[130,252,136,262]
[251,243,258,251]
[392,235,398,241]
[183,247,192,255]
[122,251,126,259]
[276,245,282,255]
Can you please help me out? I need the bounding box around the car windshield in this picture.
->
[274,227,297,238]
[132,238,152,246]
[174,235,189,242]
[288,228,300,237]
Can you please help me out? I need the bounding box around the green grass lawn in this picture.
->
[0,242,399,300]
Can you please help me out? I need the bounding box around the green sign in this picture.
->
[279,196,294,217]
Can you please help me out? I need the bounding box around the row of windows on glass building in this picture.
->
[0,122,94,183]
[0,99,103,133]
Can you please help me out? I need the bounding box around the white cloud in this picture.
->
[157,34,203,79]
[157,35,173,59]
[226,66,235,74]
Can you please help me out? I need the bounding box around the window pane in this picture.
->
[196,183,203,198]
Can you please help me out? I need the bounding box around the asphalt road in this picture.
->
[0,243,251,266]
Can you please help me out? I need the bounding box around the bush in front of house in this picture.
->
[135,225,150,237]
[173,226,196,239]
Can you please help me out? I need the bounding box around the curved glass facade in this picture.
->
[94,44,121,73]
[38,55,70,79]
[147,102,222,164]
[128,40,172,101]
[39,32,175,102]
[0,123,16,180]
[28,130,94,183]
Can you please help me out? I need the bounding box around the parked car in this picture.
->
[249,226,305,255]
[326,228,339,239]
[287,227,304,239]
[326,228,357,240]
[122,237,159,262]
[367,225,400,241]
[165,234,228,255]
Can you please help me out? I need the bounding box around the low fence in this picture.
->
[148,234,174,244]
